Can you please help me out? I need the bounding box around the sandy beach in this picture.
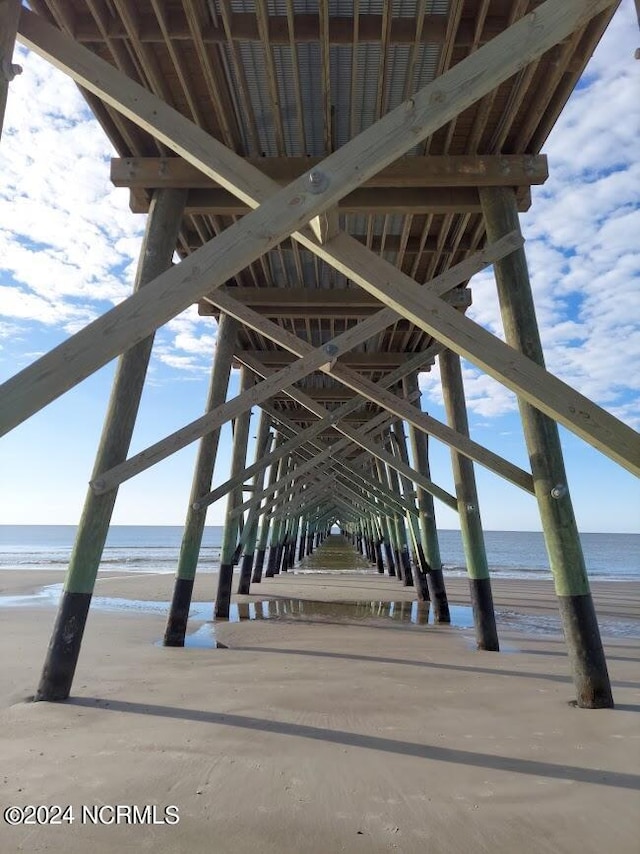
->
[0,566,638,853]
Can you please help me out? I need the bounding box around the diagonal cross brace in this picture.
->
[4,1,634,479]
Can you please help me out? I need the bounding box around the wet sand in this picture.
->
[0,567,638,853]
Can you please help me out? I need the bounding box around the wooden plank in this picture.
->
[92,290,445,493]
[129,185,532,216]
[229,447,411,523]
[482,185,613,704]
[210,293,536,494]
[111,154,549,190]
[239,233,477,255]
[194,347,441,511]
[258,407,415,519]
[237,353,459,511]
[198,286,471,318]
[302,232,640,476]
[0,0,22,136]
[232,351,418,371]
[72,13,524,48]
[5,0,625,477]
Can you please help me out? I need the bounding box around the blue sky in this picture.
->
[0,3,638,532]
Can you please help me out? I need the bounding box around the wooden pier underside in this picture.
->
[1,0,637,709]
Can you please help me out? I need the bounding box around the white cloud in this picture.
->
[0,47,143,328]
[1,3,637,410]
[0,45,222,376]
[457,2,639,423]
[152,305,218,375]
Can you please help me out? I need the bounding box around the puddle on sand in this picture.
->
[172,599,475,649]
[173,600,640,650]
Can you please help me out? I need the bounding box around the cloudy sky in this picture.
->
[0,2,638,532]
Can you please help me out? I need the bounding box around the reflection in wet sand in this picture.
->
[181,599,474,648]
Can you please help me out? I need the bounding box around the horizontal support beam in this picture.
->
[198,286,471,320]
[8,1,630,481]
[112,155,548,190]
[194,347,441,511]
[188,233,477,255]
[73,13,538,48]
[270,413,374,426]
[266,386,407,403]
[129,186,532,216]
[230,331,535,495]
[232,351,428,371]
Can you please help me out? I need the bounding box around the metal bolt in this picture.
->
[308,170,330,194]
[550,484,567,499]
[2,60,22,82]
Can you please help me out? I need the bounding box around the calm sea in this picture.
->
[0,525,637,581]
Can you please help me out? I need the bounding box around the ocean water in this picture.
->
[0,525,637,581]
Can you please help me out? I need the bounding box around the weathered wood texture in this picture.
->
[0,0,21,136]
[480,186,612,705]
[5,0,627,483]
[111,155,549,189]
[36,187,186,699]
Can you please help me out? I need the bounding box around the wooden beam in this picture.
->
[191,233,477,255]
[0,0,22,136]
[213,296,536,494]
[267,386,407,402]
[237,353,463,511]
[71,13,524,47]
[194,347,441,511]
[34,188,188,700]
[481,185,613,706]
[302,232,639,476]
[257,407,418,519]
[440,348,499,649]
[230,446,413,523]
[111,154,549,190]
[90,291,445,493]
[199,286,471,319]
[90,236,526,496]
[232,351,419,371]
[129,185,532,215]
[6,0,626,480]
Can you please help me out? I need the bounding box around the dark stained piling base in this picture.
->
[274,543,284,574]
[426,568,451,623]
[164,576,196,646]
[288,541,296,568]
[237,553,254,594]
[469,577,499,651]
[252,548,266,583]
[383,542,396,576]
[215,563,234,619]
[280,543,289,572]
[36,591,92,701]
[232,542,243,565]
[415,545,431,602]
[413,567,430,601]
[265,546,278,578]
[375,540,385,574]
[401,551,414,587]
[394,549,404,581]
[558,594,614,708]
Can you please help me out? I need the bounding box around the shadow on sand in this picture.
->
[64,696,640,791]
